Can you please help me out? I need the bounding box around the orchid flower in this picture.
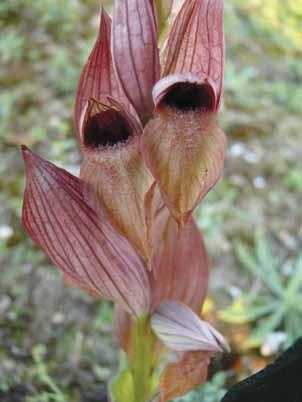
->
[141,0,227,226]
[21,1,228,401]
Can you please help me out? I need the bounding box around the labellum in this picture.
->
[79,99,154,261]
[141,0,227,226]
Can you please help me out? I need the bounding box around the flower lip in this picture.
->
[83,109,132,150]
[160,82,215,112]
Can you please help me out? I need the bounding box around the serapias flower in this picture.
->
[21,0,228,401]
[141,0,227,226]
[75,6,157,261]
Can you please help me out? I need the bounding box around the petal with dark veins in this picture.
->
[74,8,133,139]
[79,99,153,261]
[112,0,160,124]
[22,146,150,316]
[141,108,227,226]
[151,300,229,353]
[162,0,224,110]
[157,350,211,401]
[151,213,209,314]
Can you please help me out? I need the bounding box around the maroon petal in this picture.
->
[157,350,211,401]
[112,0,160,124]
[79,99,154,261]
[141,108,227,226]
[162,0,224,110]
[21,146,150,316]
[74,8,132,138]
[151,212,209,314]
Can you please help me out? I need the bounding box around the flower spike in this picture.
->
[112,0,160,124]
[22,146,151,316]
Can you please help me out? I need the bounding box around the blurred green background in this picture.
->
[0,0,301,401]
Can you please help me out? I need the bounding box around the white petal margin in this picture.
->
[152,72,218,110]
[151,300,230,353]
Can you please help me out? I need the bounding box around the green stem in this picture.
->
[130,315,155,402]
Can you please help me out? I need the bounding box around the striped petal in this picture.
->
[157,350,211,401]
[151,214,209,314]
[22,146,150,316]
[80,100,154,261]
[112,0,160,124]
[74,8,132,139]
[141,108,227,226]
[151,300,229,353]
[162,0,224,110]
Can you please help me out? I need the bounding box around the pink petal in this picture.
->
[157,350,211,401]
[74,8,132,138]
[21,146,150,316]
[79,99,154,261]
[151,213,209,314]
[115,305,132,354]
[112,0,160,124]
[151,300,229,353]
[141,108,227,226]
[162,0,224,110]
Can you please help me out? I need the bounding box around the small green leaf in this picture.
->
[110,370,135,402]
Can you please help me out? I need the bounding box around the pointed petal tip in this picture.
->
[152,300,229,354]
[162,0,224,108]
[21,144,31,159]
[21,145,39,171]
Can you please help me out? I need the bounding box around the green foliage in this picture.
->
[26,345,68,402]
[174,372,227,402]
[285,170,302,192]
[220,232,302,348]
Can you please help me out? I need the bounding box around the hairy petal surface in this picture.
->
[162,0,224,109]
[151,300,229,353]
[112,0,160,124]
[141,108,227,226]
[22,147,150,316]
[80,137,153,261]
[157,350,211,401]
[79,99,153,260]
[151,214,209,314]
[74,8,131,138]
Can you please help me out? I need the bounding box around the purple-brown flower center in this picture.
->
[84,110,132,149]
[162,83,215,112]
